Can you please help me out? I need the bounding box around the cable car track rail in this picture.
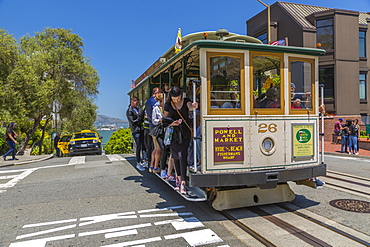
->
[219,203,370,246]
[219,210,276,247]
[323,170,370,198]
[276,203,370,246]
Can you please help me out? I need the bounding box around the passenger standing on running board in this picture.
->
[126,96,147,171]
[145,87,162,169]
[164,86,198,194]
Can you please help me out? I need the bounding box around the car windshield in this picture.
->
[74,133,97,139]
[60,136,71,142]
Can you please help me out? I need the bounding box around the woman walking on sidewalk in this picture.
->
[2,122,18,161]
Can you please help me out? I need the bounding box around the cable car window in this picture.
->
[208,52,244,115]
[210,56,240,108]
[290,60,313,111]
[252,55,282,110]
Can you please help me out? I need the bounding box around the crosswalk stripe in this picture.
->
[68,156,86,165]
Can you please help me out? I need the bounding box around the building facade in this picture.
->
[247,1,370,117]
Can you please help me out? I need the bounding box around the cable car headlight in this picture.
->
[260,136,276,155]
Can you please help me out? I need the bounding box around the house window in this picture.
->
[316,18,334,51]
[360,73,366,100]
[256,33,268,44]
[359,30,366,58]
[319,68,334,99]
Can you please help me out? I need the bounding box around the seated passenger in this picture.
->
[221,101,234,108]
[210,95,220,108]
[291,98,302,109]
[258,87,280,108]
[230,92,241,108]
[291,82,310,108]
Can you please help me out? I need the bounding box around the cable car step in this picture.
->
[155,173,207,202]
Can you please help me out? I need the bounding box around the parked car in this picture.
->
[68,130,102,156]
[57,134,72,157]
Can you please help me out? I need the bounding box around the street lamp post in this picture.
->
[257,0,271,44]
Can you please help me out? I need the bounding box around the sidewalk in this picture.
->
[0,154,54,168]
[322,140,370,157]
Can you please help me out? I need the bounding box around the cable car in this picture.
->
[128,29,326,210]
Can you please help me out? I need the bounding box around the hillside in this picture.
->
[94,115,128,128]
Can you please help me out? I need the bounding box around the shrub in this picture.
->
[103,128,133,154]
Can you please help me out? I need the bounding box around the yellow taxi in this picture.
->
[68,130,102,156]
[57,134,72,157]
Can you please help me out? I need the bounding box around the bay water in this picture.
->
[98,130,115,147]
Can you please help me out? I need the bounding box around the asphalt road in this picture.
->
[1,154,369,246]
[0,154,245,247]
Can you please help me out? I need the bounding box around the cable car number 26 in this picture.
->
[258,123,278,133]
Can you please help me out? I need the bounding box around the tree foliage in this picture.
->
[104,128,133,154]
[0,29,19,125]
[0,27,100,154]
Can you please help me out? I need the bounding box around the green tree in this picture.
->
[104,128,133,154]
[4,28,99,154]
[0,28,19,124]
[60,97,98,134]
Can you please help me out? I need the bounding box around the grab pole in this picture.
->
[319,84,325,164]
[192,80,198,172]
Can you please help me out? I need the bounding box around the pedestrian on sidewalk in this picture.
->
[2,122,18,161]
[333,118,342,144]
[340,119,350,153]
[53,132,61,157]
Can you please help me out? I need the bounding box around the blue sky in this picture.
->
[0,0,369,120]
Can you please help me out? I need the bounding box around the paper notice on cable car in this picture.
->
[292,124,314,158]
[214,127,244,163]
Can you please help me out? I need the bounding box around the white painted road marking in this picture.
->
[0,174,19,180]
[138,205,185,213]
[78,223,152,237]
[23,219,77,228]
[0,169,35,194]
[105,229,138,239]
[79,211,137,226]
[139,212,193,218]
[10,234,75,247]
[68,156,86,165]
[165,229,223,246]
[10,205,226,247]
[106,154,125,161]
[0,154,130,194]
[102,236,162,247]
[16,224,77,240]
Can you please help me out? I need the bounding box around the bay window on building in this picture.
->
[360,73,367,100]
[359,30,366,58]
[319,68,334,99]
[316,18,334,51]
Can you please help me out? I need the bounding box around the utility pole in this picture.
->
[257,0,271,44]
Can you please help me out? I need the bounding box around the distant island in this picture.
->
[94,115,128,130]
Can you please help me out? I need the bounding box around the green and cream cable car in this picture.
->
[128,29,326,210]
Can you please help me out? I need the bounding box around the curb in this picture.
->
[323,152,370,159]
[0,154,54,168]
